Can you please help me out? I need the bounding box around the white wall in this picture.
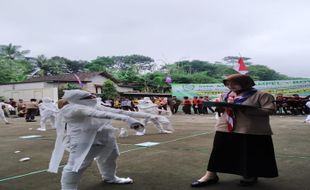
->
[85,75,134,93]
[0,82,58,102]
[84,75,107,92]
[116,86,133,92]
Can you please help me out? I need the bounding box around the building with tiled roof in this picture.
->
[22,71,119,84]
[0,72,133,102]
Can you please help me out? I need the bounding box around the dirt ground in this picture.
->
[0,114,310,190]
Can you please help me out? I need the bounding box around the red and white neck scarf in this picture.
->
[223,88,257,132]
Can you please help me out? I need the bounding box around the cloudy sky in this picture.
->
[1,0,309,77]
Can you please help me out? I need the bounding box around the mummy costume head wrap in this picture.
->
[63,90,97,107]
[42,97,53,103]
[138,97,157,110]
[141,97,153,104]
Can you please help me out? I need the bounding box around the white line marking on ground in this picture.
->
[0,131,212,183]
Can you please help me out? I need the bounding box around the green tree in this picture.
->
[248,65,289,80]
[111,55,155,72]
[140,71,167,92]
[65,60,88,73]
[34,55,88,76]
[35,56,67,76]
[189,72,219,83]
[34,55,49,76]
[116,65,142,82]
[101,80,119,100]
[0,59,33,83]
[0,43,30,60]
[85,56,114,72]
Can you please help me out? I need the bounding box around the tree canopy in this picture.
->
[101,80,119,100]
[0,43,299,92]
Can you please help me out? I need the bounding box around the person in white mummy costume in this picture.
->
[48,90,146,190]
[37,97,58,131]
[135,97,174,136]
[0,102,10,124]
[96,97,172,137]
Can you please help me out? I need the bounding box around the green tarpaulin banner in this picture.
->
[172,79,310,99]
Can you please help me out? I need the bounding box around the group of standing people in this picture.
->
[275,93,310,115]
[103,96,169,113]
[181,96,215,115]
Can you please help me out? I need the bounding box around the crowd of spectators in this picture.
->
[275,94,310,115]
[1,94,310,121]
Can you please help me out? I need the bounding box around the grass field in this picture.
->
[0,114,310,190]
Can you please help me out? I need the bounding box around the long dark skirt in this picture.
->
[207,131,278,178]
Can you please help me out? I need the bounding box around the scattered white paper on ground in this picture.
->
[19,135,42,139]
[14,151,21,154]
[19,157,31,162]
[135,142,160,147]
[28,128,33,130]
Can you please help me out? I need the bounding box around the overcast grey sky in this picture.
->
[1,0,309,77]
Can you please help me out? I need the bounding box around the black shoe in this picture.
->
[239,177,258,187]
[191,175,219,187]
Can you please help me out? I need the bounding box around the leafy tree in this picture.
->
[248,65,289,80]
[0,43,297,91]
[65,60,88,73]
[34,55,88,76]
[115,65,142,83]
[85,56,114,72]
[0,59,33,83]
[111,55,155,72]
[34,56,68,76]
[0,43,30,60]
[174,60,213,74]
[139,71,173,92]
[49,56,69,73]
[189,72,219,83]
[101,80,119,100]
[33,55,49,76]
[170,73,192,83]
